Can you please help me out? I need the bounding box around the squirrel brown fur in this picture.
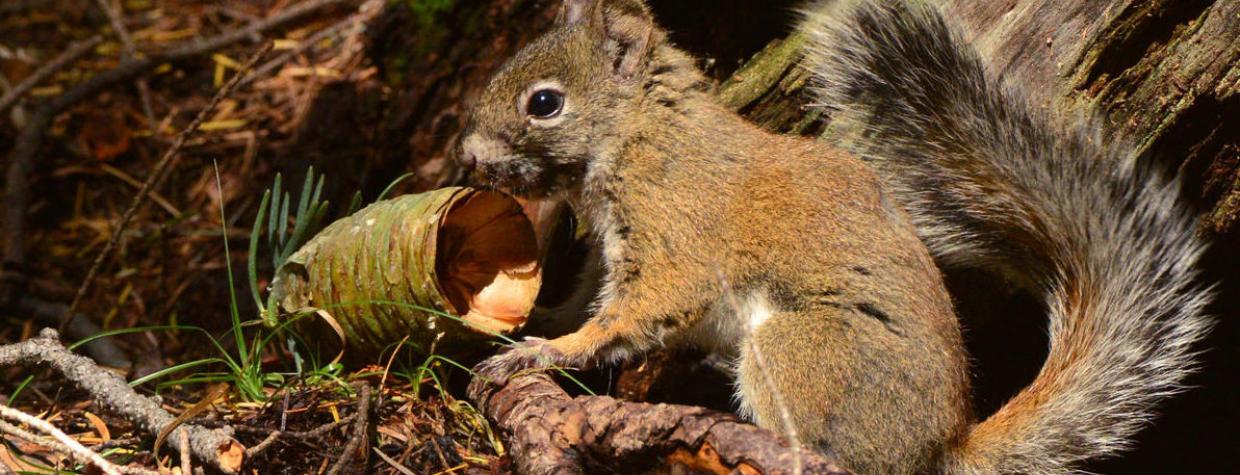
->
[458,1,1214,473]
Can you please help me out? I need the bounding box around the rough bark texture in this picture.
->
[469,369,852,475]
[948,0,1239,240]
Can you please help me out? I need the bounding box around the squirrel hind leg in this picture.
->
[735,303,966,474]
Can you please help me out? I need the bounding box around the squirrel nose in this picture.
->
[458,148,477,169]
[459,133,495,169]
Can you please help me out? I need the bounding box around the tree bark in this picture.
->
[946,0,1239,239]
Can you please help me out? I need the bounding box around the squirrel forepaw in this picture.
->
[468,337,579,396]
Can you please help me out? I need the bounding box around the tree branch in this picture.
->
[0,36,103,117]
[468,369,851,475]
[325,383,371,475]
[0,329,245,473]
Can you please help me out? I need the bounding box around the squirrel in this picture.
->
[457,0,1215,473]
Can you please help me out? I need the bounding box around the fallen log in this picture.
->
[468,366,851,475]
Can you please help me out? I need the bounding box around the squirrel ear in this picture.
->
[559,0,658,78]
[606,11,656,78]
[556,0,603,26]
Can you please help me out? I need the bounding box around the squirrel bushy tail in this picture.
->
[801,1,1213,473]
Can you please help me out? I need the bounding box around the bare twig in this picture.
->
[97,163,182,216]
[91,435,142,451]
[0,403,124,475]
[179,429,193,475]
[242,17,350,87]
[245,430,284,459]
[241,0,384,88]
[18,295,131,369]
[60,41,273,332]
[94,0,157,130]
[326,383,371,475]
[235,414,358,437]
[0,418,74,457]
[0,36,103,117]
[1,0,352,310]
[0,419,155,474]
[93,0,137,72]
[242,414,358,459]
[0,329,245,473]
[280,387,290,431]
[372,447,417,475]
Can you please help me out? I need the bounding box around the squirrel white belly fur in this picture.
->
[458,1,1215,473]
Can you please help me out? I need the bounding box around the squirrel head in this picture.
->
[458,0,702,198]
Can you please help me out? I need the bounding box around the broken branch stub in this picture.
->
[270,187,542,357]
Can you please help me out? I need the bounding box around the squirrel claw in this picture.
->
[470,337,566,393]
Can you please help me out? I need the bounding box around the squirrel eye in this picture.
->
[526,89,564,119]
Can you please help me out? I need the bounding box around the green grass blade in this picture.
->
[214,163,249,365]
[8,375,35,403]
[129,358,228,387]
[256,311,312,349]
[377,172,414,201]
[69,325,238,369]
[155,375,236,392]
[249,189,272,310]
[282,173,328,265]
[277,192,290,247]
[268,174,282,249]
[295,167,315,225]
[309,173,325,213]
[346,191,363,216]
[310,201,329,232]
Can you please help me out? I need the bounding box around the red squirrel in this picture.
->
[458,1,1214,472]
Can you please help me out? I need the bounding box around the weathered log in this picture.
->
[468,366,851,475]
